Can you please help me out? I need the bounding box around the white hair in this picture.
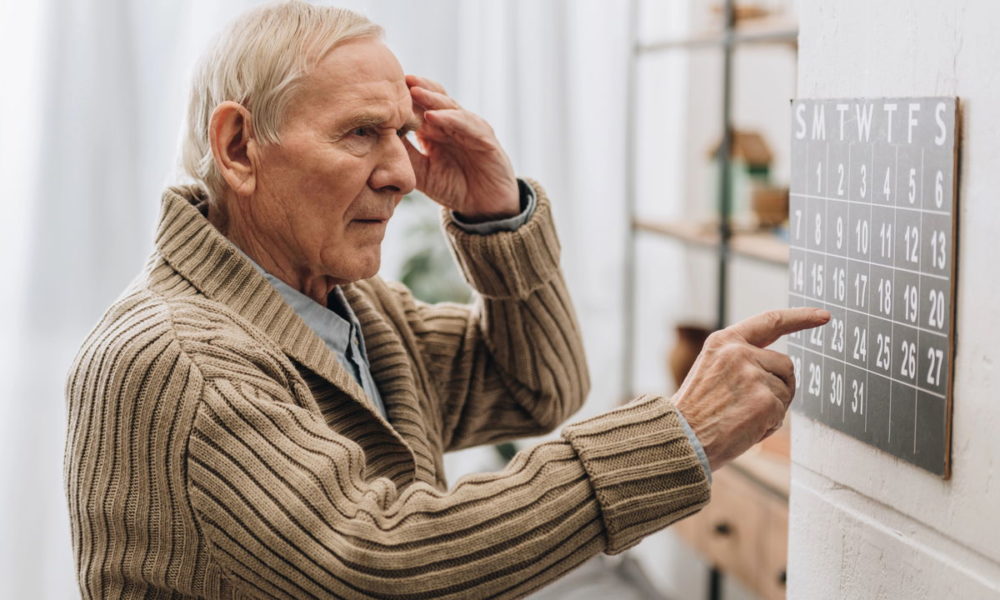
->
[180,1,383,203]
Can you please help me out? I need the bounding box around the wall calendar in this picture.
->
[788,97,959,477]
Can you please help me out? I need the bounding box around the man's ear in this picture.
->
[209,101,257,197]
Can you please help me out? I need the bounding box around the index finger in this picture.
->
[410,86,460,111]
[406,74,448,95]
[730,308,830,348]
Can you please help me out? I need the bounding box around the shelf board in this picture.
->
[634,218,789,265]
[638,17,798,53]
[728,447,791,500]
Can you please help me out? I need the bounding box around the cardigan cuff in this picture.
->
[449,179,537,234]
[443,178,561,300]
[676,408,712,483]
[562,394,712,554]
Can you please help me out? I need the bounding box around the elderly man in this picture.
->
[65,2,827,598]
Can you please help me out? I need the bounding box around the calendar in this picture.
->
[787,97,958,476]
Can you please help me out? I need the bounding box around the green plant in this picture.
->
[397,194,472,305]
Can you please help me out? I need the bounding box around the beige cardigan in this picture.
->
[65,181,710,599]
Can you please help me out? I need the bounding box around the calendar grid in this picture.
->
[916,147,925,454]
[788,97,956,476]
[862,139,872,433]
[788,340,944,398]
[786,291,947,370]
[857,141,870,433]
[788,216,948,281]
[793,192,950,217]
[889,142,898,444]
[825,139,832,420]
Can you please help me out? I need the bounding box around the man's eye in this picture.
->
[352,126,374,137]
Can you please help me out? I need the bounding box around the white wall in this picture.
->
[790,1,1000,597]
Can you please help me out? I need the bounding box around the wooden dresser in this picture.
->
[673,430,791,600]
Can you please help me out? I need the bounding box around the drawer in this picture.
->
[673,465,789,600]
[756,494,789,600]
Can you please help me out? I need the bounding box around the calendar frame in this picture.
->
[787,97,960,478]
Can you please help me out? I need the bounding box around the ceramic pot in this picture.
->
[751,184,789,227]
[668,325,712,388]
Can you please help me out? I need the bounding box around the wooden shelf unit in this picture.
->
[638,17,798,52]
[622,2,799,599]
[633,218,790,265]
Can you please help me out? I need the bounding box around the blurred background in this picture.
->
[0,0,799,597]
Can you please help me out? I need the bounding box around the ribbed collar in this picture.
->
[153,186,397,429]
[230,243,359,361]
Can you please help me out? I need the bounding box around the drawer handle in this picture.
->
[713,521,732,536]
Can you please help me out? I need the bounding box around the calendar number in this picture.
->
[815,213,823,245]
[883,166,892,201]
[859,164,867,199]
[829,318,845,353]
[808,362,822,397]
[908,168,917,204]
[879,222,893,260]
[903,284,919,323]
[852,326,868,362]
[811,263,825,298]
[831,266,846,302]
[875,333,891,371]
[900,340,917,379]
[791,355,802,391]
[928,289,945,330]
[791,259,805,293]
[854,273,868,307]
[904,225,919,265]
[809,324,825,348]
[877,278,892,316]
[829,371,844,406]
[855,219,869,255]
[837,163,845,196]
[931,230,947,269]
[927,348,944,386]
[850,379,865,415]
[835,216,844,250]
[934,170,944,208]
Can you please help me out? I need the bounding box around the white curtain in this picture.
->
[0,1,688,596]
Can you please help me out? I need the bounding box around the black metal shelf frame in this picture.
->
[622,0,798,396]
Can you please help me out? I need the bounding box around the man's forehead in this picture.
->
[295,39,413,120]
[309,39,405,93]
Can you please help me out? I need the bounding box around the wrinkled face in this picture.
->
[251,38,418,285]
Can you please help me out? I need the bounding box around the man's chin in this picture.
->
[330,250,381,284]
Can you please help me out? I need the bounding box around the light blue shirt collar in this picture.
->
[234,248,387,419]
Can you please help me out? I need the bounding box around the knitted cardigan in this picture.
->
[64,181,711,599]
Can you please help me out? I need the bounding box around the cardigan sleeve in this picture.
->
[399,179,591,451]
[187,364,710,599]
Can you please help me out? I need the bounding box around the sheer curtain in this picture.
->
[0,1,649,596]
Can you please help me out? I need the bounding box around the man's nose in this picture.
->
[369,135,416,196]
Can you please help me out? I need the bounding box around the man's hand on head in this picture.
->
[674,308,831,471]
[403,75,520,222]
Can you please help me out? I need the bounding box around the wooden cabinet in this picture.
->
[673,450,790,600]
